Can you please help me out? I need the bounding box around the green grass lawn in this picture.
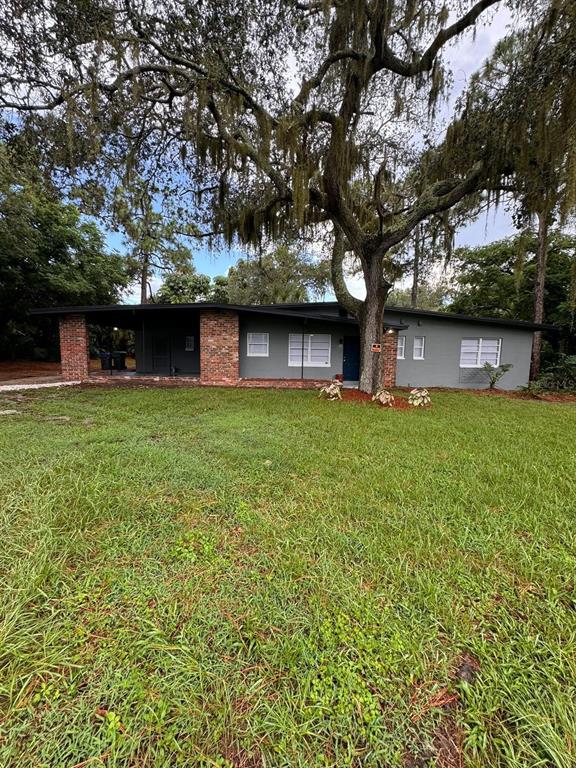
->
[1,387,575,768]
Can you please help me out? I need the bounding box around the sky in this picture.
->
[118,4,516,303]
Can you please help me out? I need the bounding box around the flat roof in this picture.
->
[254,301,555,331]
[30,300,553,331]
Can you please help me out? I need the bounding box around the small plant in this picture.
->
[408,388,431,407]
[482,361,513,389]
[372,388,395,407]
[318,380,342,400]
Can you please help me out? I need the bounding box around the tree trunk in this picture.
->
[530,210,548,380]
[358,259,388,394]
[140,254,150,304]
[411,225,421,308]
[328,231,390,394]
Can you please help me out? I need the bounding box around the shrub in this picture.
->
[408,388,431,407]
[372,388,395,407]
[318,380,343,400]
[532,355,576,391]
[482,361,513,389]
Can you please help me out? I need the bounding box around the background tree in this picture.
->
[450,4,576,377]
[0,144,127,359]
[154,270,213,304]
[388,279,453,311]
[226,245,330,305]
[210,275,230,304]
[112,177,200,303]
[449,231,576,364]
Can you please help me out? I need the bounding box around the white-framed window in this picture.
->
[288,333,331,367]
[185,335,195,352]
[397,335,406,360]
[460,337,502,368]
[413,336,426,360]
[247,332,269,357]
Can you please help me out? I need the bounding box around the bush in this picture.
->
[318,380,343,400]
[531,355,576,391]
[408,388,431,407]
[372,388,395,407]
[482,362,513,389]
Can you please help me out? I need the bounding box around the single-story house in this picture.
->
[32,301,552,389]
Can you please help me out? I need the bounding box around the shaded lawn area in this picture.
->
[0,387,575,768]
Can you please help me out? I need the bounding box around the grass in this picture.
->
[0,386,575,768]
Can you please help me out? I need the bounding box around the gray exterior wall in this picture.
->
[391,313,533,390]
[240,316,354,380]
[132,306,535,389]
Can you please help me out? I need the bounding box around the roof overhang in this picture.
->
[30,302,408,330]
[29,300,552,332]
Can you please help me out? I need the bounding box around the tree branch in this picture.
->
[378,0,501,76]
[379,161,485,255]
[293,49,366,108]
[330,226,363,317]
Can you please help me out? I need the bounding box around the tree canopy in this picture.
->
[0,145,128,358]
[449,231,576,360]
[226,246,330,305]
[154,270,213,304]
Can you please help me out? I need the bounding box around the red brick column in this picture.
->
[382,329,398,388]
[59,314,90,381]
[199,310,240,385]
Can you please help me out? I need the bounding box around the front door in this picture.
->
[342,336,360,381]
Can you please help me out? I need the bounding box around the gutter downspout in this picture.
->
[300,319,307,381]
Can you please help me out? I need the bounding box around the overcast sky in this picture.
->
[120,4,516,303]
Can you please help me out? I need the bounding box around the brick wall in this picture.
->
[59,315,89,381]
[199,310,240,384]
[382,329,398,388]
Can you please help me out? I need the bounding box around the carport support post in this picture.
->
[59,314,90,381]
[382,329,398,388]
[199,310,240,385]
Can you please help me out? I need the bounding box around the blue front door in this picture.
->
[342,336,360,380]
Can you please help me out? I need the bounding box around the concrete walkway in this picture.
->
[0,378,80,392]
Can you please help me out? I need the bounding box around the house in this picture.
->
[32,301,551,390]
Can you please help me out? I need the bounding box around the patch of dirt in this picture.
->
[452,652,480,685]
[433,716,464,768]
[405,653,480,768]
[404,386,576,403]
[219,737,262,768]
[341,388,412,409]
[0,360,61,382]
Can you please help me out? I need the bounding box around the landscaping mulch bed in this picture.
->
[341,388,412,408]
[420,387,576,403]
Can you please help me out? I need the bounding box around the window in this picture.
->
[460,338,502,368]
[397,335,406,360]
[288,333,331,367]
[413,336,426,360]
[247,332,269,357]
[185,335,195,352]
